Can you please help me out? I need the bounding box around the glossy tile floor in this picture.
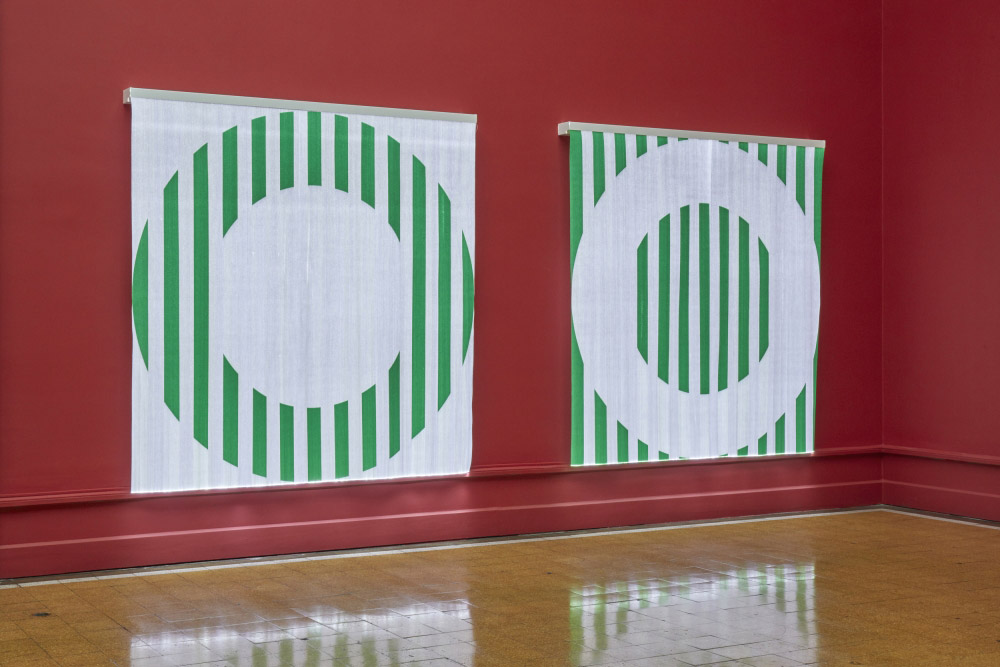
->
[2,509,1000,666]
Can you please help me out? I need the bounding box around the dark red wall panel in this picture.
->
[0,0,884,576]
[883,1,1000,458]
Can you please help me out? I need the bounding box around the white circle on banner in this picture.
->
[571,139,819,448]
[220,185,403,406]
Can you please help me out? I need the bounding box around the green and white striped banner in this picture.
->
[131,97,475,492]
[569,131,823,465]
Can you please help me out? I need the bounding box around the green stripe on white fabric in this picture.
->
[163,172,179,419]
[571,132,820,466]
[131,100,474,492]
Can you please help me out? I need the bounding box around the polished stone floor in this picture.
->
[2,509,1000,666]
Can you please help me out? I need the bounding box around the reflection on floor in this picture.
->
[2,509,1000,666]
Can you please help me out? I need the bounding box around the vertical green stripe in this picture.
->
[411,157,426,437]
[307,111,321,186]
[594,392,607,465]
[387,136,400,238]
[638,439,648,461]
[614,133,626,175]
[657,214,670,383]
[335,400,349,478]
[222,127,238,233]
[659,451,670,460]
[570,131,584,466]
[813,148,824,434]
[462,234,474,362]
[193,145,209,447]
[307,407,321,481]
[570,130,583,268]
[305,643,320,667]
[361,123,375,207]
[362,384,377,471]
[757,142,768,166]
[251,116,266,203]
[737,446,749,457]
[253,389,267,477]
[776,144,787,184]
[814,148,824,260]
[617,421,628,463]
[163,172,180,419]
[678,206,690,393]
[738,141,749,153]
[636,134,647,157]
[389,354,400,458]
[592,131,605,203]
[335,114,348,192]
[796,386,807,453]
[334,636,348,664]
[698,203,710,394]
[738,217,750,380]
[438,186,451,408]
[280,404,294,481]
[796,146,806,212]
[758,433,767,456]
[657,136,668,146]
[718,207,729,391]
[636,234,648,362]
[279,112,294,190]
[759,240,769,360]
[223,357,238,466]
[569,595,583,667]
[572,327,584,466]
[776,414,786,454]
[132,223,149,368]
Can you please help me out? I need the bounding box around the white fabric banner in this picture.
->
[131,97,475,492]
[569,133,823,465]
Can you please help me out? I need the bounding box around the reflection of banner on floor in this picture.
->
[568,130,824,465]
[130,94,476,492]
[127,599,475,665]
[569,566,816,664]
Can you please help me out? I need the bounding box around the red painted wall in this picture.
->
[0,0,884,577]
[882,1,1000,518]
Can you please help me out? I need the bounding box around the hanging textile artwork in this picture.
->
[130,93,475,492]
[568,129,823,465]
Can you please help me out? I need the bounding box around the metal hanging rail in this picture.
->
[557,121,824,148]
[124,88,477,124]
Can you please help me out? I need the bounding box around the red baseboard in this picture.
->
[882,452,1000,522]
[10,446,999,580]
[1,478,880,579]
[0,452,882,578]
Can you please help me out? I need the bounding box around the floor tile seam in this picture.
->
[878,507,1000,531]
[2,508,886,589]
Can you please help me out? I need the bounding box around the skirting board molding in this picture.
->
[0,478,880,579]
[883,452,1000,522]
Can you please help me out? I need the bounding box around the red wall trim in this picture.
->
[881,445,1000,468]
[0,488,130,509]
[0,476,881,579]
[883,454,1000,523]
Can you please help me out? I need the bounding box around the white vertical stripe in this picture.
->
[579,132,595,465]
[805,147,817,453]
